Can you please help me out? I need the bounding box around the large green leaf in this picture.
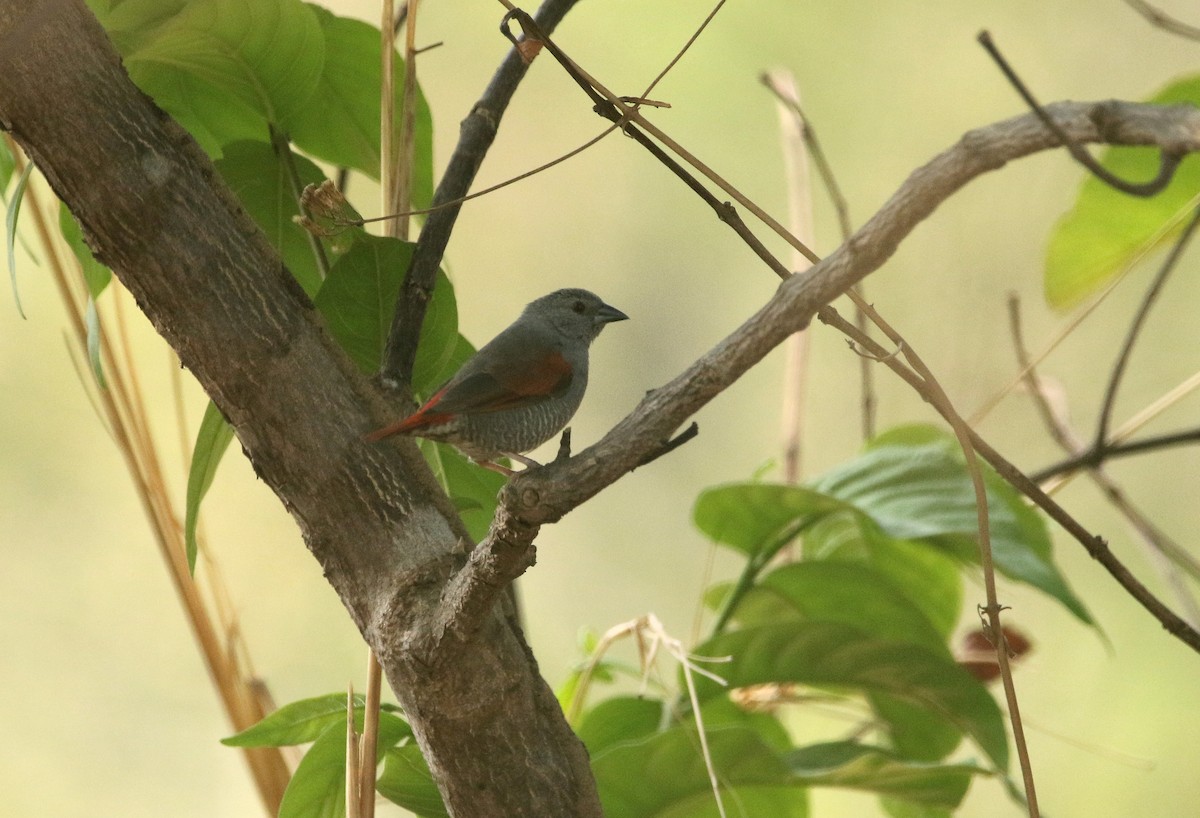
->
[692,623,1008,771]
[693,483,848,557]
[742,562,950,655]
[292,7,434,205]
[869,693,965,763]
[591,719,806,818]
[184,400,236,574]
[812,428,1092,624]
[314,234,457,389]
[1045,75,1200,308]
[120,0,324,156]
[278,714,412,818]
[786,741,986,807]
[213,140,338,297]
[220,693,409,748]
[377,745,449,818]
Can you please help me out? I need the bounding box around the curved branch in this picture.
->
[439,99,1200,644]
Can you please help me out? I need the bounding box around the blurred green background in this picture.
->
[3,0,1199,815]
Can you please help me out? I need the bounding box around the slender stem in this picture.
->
[1032,427,1200,482]
[1095,206,1200,448]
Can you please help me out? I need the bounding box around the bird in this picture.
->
[367,288,628,475]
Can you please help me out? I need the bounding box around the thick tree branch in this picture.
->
[438,98,1200,645]
[0,3,599,816]
[381,0,582,388]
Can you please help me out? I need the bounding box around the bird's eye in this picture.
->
[572,300,587,314]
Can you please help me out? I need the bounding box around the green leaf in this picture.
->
[0,138,13,194]
[222,693,407,748]
[278,713,412,818]
[812,428,1092,624]
[786,741,985,807]
[869,693,964,763]
[291,7,434,205]
[692,623,1008,771]
[420,440,505,542]
[213,140,335,297]
[377,744,448,818]
[576,696,664,756]
[746,562,950,655]
[591,719,806,818]
[6,161,34,318]
[314,234,457,388]
[693,483,848,557]
[59,204,112,298]
[1045,75,1200,308]
[184,401,236,574]
[122,0,324,156]
[803,516,965,640]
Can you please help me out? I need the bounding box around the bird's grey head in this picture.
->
[525,288,629,343]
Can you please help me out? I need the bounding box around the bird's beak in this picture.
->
[596,303,629,324]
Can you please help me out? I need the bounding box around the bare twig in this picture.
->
[1095,206,1200,448]
[1009,295,1200,627]
[978,30,1184,197]
[1124,0,1200,40]
[1032,427,1200,482]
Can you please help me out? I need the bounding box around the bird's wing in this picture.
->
[434,346,573,415]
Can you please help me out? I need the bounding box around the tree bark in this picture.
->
[0,2,600,815]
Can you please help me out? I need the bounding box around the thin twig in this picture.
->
[978,30,1183,197]
[1031,427,1200,483]
[504,8,820,267]
[1124,0,1200,40]
[1008,295,1200,627]
[638,0,728,100]
[1095,206,1200,449]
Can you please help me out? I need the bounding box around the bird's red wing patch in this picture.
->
[434,351,573,415]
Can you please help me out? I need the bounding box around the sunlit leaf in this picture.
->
[1044,75,1200,308]
[221,693,410,748]
[120,0,324,156]
[292,7,434,206]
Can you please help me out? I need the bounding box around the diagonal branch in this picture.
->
[435,98,1200,650]
[380,0,582,389]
